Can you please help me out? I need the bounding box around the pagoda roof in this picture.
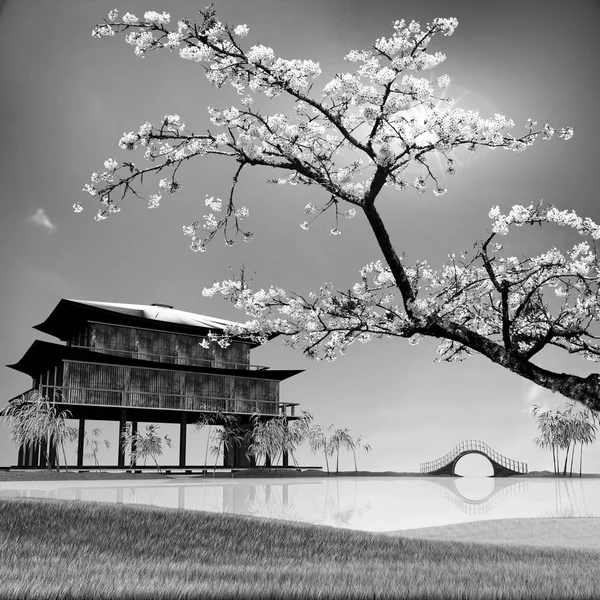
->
[7,340,303,382]
[33,299,272,347]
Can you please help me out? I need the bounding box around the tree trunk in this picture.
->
[213,441,222,477]
[562,443,570,476]
[61,440,68,472]
[569,443,576,477]
[579,443,584,477]
[352,448,358,473]
[204,424,212,476]
[433,320,600,413]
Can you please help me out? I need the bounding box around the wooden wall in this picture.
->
[73,323,252,368]
[61,361,280,415]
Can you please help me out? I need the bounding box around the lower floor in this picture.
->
[15,403,293,470]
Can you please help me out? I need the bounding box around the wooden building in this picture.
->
[8,299,302,469]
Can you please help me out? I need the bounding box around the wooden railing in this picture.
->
[40,385,297,417]
[70,345,269,371]
[420,439,528,474]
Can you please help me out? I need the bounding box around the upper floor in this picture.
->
[33,298,270,370]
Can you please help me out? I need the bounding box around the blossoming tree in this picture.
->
[79,7,600,412]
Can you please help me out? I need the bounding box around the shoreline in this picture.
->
[1,468,599,482]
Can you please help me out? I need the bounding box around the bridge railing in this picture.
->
[419,439,528,474]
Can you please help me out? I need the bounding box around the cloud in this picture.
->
[29,208,56,232]
[520,384,545,414]
[526,384,544,404]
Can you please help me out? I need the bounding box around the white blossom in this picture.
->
[234,24,249,37]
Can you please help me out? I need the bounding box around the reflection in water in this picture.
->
[427,477,529,516]
[222,480,371,528]
[537,478,598,519]
[0,476,598,531]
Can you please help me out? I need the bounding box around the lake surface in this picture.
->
[1,476,598,531]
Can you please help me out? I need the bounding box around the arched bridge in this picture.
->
[420,440,528,477]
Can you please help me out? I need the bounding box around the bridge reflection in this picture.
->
[426,477,529,516]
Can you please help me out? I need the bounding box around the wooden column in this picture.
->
[39,436,48,469]
[179,412,187,468]
[30,443,39,468]
[49,437,57,470]
[130,421,138,468]
[118,409,127,468]
[77,418,86,468]
[282,420,289,467]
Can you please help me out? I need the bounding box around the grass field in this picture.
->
[0,498,599,599]
[389,517,600,550]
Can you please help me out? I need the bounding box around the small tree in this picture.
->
[0,391,77,471]
[308,424,333,475]
[572,407,598,477]
[209,426,245,476]
[328,428,371,473]
[247,412,268,468]
[194,410,239,474]
[532,404,560,475]
[532,402,598,476]
[329,429,351,474]
[283,411,314,469]
[83,428,111,467]
[120,424,172,473]
[249,416,283,469]
[349,434,372,473]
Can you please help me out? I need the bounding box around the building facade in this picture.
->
[8,299,302,469]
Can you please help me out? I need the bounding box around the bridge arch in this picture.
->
[420,440,528,477]
[454,452,494,477]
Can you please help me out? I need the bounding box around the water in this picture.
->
[1,476,598,532]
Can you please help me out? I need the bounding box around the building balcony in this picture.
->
[70,345,269,371]
[39,385,297,417]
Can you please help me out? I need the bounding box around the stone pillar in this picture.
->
[118,408,127,468]
[77,418,86,468]
[179,413,187,468]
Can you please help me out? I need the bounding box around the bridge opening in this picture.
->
[454,476,495,501]
[454,453,493,477]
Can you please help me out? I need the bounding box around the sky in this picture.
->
[1,0,599,475]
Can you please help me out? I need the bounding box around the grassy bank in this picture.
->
[389,518,600,550]
[1,498,599,599]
